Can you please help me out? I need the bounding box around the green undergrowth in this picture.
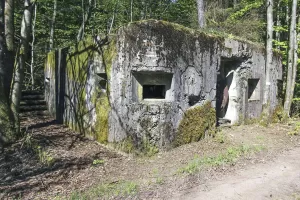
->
[288,122,300,136]
[245,104,288,126]
[178,144,265,175]
[64,181,138,200]
[114,136,159,157]
[174,102,216,147]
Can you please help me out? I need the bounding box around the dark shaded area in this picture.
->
[143,85,166,99]
[0,114,121,199]
[216,58,241,125]
[248,79,259,100]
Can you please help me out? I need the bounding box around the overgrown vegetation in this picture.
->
[178,144,264,174]
[175,102,216,147]
[66,181,138,200]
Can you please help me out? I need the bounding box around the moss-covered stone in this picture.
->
[45,52,56,78]
[174,102,216,147]
[94,92,110,143]
[66,38,95,83]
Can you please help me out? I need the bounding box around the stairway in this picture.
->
[20,91,48,117]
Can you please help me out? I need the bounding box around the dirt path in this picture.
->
[174,147,300,200]
[1,113,300,199]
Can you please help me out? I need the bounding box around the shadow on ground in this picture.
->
[0,114,121,198]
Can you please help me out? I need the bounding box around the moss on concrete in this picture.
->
[46,52,56,78]
[94,92,110,143]
[66,39,95,83]
[175,102,216,147]
[102,38,117,80]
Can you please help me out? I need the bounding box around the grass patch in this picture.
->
[92,159,104,166]
[288,122,300,136]
[177,145,264,174]
[67,181,138,200]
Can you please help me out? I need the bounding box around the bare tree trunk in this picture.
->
[0,0,15,147]
[233,0,237,7]
[284,0,297,116]
[49,0,57,51]
[290,16,299,107]
[108,0,119,34]
[77,0,94,42]
[196,0,205,28]
[4,0,14,99]
[275,0,281,50]
[263,0,273,115]
[11,0,33,133]
[30,3,37,89]
[130,0,133,22]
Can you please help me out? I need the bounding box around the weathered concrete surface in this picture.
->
[45,20,282,151]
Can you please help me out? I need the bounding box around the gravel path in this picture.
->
[174,146,300,200]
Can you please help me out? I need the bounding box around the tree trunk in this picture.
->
[284,0,297,116]
[4,0,14,99]
[0,0,15,147]
[196,0,205,28]
[77,0,93,42]
[130,0,133,22]
[290,16,299,108]
[275,0,281,50]
[263,0,273,114]
[30,3,37,89]
[49,0,57,51]
[11,0,33,133]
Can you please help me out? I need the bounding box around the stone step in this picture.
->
[20,105,48,112]
[21,94,45,101]
[20,100,46,106]
[20,110,49,117]
[21,90,44,96]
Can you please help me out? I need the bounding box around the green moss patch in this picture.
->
[175,102,216,147]
[66,39,95,83]
[94,92,110,143]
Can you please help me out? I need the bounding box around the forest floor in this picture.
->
[0,114,300,200]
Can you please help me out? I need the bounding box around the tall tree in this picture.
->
[196,0,205,28]
[284,0,298,115]
[4,0,14,98]
[11,0,34,133]
[49,0,57,51]
[30,2,37,88]
[0,0,15,148]
[263,0,273,113]
[77,0,94,41]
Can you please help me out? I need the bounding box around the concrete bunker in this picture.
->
[45,20,282,152]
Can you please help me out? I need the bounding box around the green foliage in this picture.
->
[92,159,105,166]
[227,1,263,22]
[36,146,55,166]
[271,104,288,123]
[68,181,138,199]
[214,130,226,144]
[175,102,216,147]
[178,145,264,174]
[288,122,300,136]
